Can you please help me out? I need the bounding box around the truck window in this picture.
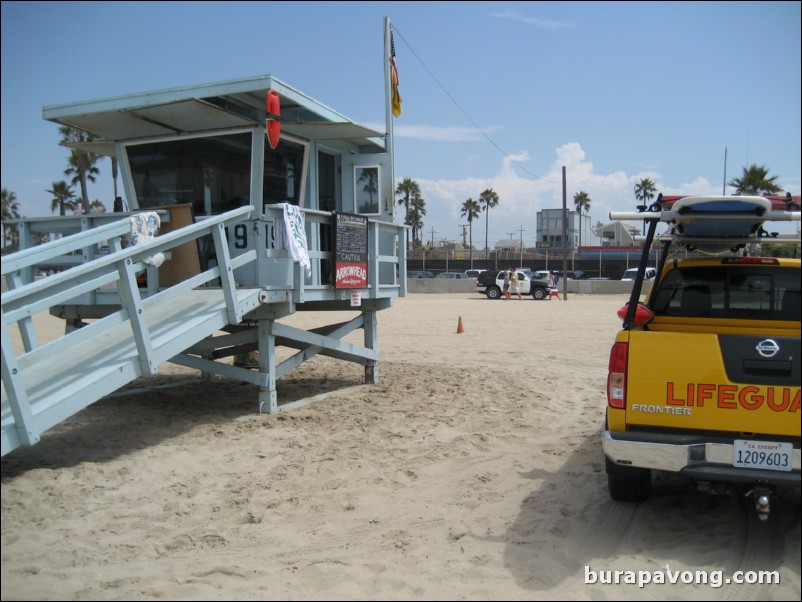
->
[652,266,798,321]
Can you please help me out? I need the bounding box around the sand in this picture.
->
[1,293,800,601]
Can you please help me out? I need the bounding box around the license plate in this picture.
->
[733,440,793,472]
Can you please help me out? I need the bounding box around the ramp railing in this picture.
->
[1,207,256,456]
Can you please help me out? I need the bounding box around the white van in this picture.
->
[621,267,657,281]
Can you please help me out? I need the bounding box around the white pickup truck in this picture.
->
[475,269,552,300]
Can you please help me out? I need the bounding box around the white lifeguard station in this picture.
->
[2,63,408,457]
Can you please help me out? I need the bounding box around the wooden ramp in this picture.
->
[1,288,261,456]
[1,208,259,457]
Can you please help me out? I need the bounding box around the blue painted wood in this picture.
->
[2,206,406,455]
[1,208,255,457]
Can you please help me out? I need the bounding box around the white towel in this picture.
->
[274,203,311,277]
[126,211,165,267]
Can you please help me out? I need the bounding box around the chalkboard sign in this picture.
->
[334,212,368,288]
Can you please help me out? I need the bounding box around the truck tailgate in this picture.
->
[626,331,800,436]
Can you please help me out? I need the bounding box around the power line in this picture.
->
[392,25,546,182]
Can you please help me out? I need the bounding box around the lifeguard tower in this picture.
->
[2,68,408,456]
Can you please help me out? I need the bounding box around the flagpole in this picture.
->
[384,17,395,221]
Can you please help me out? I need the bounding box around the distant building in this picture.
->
[536,208,596,251]
[535,208,640,250]
[494,238,524,253]
[594,222,640,246]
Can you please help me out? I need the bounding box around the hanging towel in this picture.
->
[274,202,311,277]
[126,211,165,267]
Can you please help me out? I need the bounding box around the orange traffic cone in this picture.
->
[456,316,464,334]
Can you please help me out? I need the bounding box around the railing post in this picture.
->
[292,262,305,304]
[211,222,241,324]
[368,221,380,298]
[17,221,34,285]
[116,256,157,376]
[1,316,39,448]
[399,227,408,296]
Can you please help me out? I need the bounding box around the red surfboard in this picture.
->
[266,90,280,149]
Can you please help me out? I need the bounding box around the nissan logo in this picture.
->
[756,339,780,358]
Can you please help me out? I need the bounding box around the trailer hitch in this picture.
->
[746,485,773,521]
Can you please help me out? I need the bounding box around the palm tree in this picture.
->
[634,178,657,235]
[60,126,100,215]
[2,187,21,251]
[573,190,591,250]
[46,180,76,216]
[461,197,481,267]
[634,178,657,209]
[410,193,427,247]
[395,177,420,222]
[728,164,782,195]
[479,188,499,259]
[407,208,424,248]
[89,199,107,213]
[65,149,100,214]
[357,167,379,213]
[395,177,421,249]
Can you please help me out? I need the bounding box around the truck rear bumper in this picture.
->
[603,430,801,487]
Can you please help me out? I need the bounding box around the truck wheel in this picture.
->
[532,287,547,300]
[486,287,501,299]
[606,457,651,502]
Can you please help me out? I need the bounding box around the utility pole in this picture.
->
[561,166,568,300]
[517,225,526,268]
[459,224,468,247]
[429,227,437,248]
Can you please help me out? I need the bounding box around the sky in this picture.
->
[2,1,801,244]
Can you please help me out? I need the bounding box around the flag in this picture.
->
[390,29,402,117]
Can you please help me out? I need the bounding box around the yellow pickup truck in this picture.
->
[602,194,800,519]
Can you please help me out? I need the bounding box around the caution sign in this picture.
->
[334,212,368,289]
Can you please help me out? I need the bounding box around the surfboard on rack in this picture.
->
[667,196,773,252]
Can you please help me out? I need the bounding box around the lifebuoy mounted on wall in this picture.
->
[266,89,281,150]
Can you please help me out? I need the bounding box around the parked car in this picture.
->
[407,270,434,279]
[434,272,473,279]
[531,269,581,282]
[621,267,657,281]
[475,270,551,300]
[554,270,585,280]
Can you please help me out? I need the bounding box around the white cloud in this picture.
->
[490,12,573,30]
[398,141,801,243]
[404,142,758,242]
[364,122,499,142]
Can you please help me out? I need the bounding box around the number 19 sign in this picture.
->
[334,212,368,288]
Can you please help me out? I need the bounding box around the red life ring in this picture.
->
[266,90,280,149]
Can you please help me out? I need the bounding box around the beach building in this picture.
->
[2,22,408,456]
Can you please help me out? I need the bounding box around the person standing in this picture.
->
[510,269,522,300]
[502,270,511,299]
[549,271,561,300]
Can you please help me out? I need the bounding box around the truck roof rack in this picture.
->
[610,192,800,328]
[611,192,801,250]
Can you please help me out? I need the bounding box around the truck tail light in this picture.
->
[721,257,779,265]
[607,342,628,409]
[616,302,654,327]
